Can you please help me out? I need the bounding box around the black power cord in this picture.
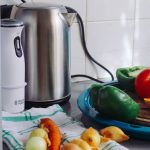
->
[66,6,114,83]
[71,74,104,83]
[21,0,26,3]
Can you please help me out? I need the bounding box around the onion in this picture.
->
[25,137,47,150]
[29,128,50,146]
[61,143,82,150]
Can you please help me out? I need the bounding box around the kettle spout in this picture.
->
[62,13,76,27]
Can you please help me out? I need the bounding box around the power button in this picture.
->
[14,36,22,57]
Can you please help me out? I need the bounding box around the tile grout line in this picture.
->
[84,0,98,79]
[132,0,137,66]
[86,18,150,23]
[87,19,134,23]
[85,0,88,76]
[75,18,150,24]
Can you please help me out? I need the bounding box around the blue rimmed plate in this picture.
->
[77,81,150,140]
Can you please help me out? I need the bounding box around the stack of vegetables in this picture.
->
[25,118,129,150]
[25,66,150,150]
[89,66,150,122]
[25,118,62,150]
[117,66,150,107]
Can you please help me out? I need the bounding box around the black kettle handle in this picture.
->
[21,0,26,3]
[0,0,26,19]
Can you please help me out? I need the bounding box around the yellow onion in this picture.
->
[29,128,51,146]
[25,136,47,150]
[61,143,82,150]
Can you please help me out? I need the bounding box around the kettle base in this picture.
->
[25,95,71,109]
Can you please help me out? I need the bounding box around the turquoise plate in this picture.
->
[77,81,150,140]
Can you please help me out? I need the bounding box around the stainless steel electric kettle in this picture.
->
[10,3,76,107]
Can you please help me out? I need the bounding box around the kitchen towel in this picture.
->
[2,104,129,150]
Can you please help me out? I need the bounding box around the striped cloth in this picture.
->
[2,104,129,150]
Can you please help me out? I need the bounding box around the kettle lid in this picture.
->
[1,19,24,27]
[18,3,66,12]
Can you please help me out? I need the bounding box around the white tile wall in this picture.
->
[134,20,150,49]
[8,0,150,81]
[86,21,134,78]
[133,20,150,66]
[133,49,150,66]
[87,0,135,21]
[136,0,150,18]
[87,21,134,51]
[71,23,86,76]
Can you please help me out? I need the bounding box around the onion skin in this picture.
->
[25,136,47,150]
[61,143,82,150]
[29,128,51,146]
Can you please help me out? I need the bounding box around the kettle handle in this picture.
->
[60,12,76,27]
[21,0,26,3]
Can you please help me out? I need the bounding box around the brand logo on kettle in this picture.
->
[14,99,24,105]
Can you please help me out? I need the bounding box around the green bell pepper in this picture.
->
[116,66,148,91]
[90,84,140,122]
